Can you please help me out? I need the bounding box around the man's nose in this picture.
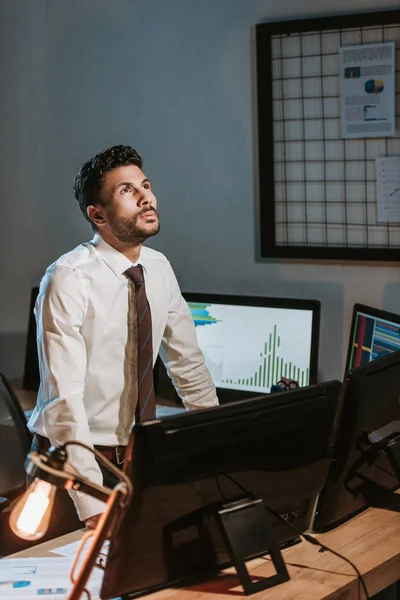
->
[138,193,152,207]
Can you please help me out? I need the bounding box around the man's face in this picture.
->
[95,164,160,243]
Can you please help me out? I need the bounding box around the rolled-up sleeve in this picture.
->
[35,266,107,521]
[159,264,219,410]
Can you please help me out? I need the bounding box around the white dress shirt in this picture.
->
[28,234,218,520]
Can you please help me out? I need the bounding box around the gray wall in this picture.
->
[1,0,400,381]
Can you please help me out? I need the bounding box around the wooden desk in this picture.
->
[7,497,400,600]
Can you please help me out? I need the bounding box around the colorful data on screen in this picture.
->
[348,310,400,370]
[188,302,314,393]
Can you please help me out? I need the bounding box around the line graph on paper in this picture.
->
[376,157,400,223]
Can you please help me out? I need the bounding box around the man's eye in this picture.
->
[121,187,130,194]
[143,183,150,189]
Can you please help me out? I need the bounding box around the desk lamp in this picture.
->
[9,441,133,600]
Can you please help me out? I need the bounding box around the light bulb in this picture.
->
[9,478,56,540]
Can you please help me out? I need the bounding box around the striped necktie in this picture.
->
[124,265,156,423]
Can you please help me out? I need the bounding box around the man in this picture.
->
[27,145,219,530]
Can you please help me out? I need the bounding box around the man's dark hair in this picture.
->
[73,145,143,230]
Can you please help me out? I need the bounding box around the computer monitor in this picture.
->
[313,350,400,533]
[165,293,320,403]
[345,303,400,372]
[22,287,40,391]
[101,379,341,599]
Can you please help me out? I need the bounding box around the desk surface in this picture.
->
[7,494,400,600]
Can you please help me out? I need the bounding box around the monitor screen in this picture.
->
[345,303,400,372]
[183,293,320,394]
[101,379,341,599]
[313,350,400,533]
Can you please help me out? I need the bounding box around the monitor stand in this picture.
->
[163,495,290,596]
[217,497,290,594]
[345,430,400,507]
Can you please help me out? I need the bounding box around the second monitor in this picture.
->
[345,303,400,372]
[182,293,320,398]
[314,349,400,532]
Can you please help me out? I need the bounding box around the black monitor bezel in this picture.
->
[183,292,321,386]
[345,303,400,373]
[314,349,400,533]
[102,378,341,599]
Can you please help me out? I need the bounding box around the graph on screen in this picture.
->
[188,301,315,393]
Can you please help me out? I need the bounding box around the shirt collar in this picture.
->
[91,233,145,276]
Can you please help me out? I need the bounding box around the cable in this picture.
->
[222,472,252,496]
[269,509,370,600]
[219,473,370,600]
[215,476,228,501]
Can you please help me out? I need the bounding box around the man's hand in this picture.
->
[84,513,103,530]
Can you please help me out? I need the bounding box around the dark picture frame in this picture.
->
[256,9,400,261]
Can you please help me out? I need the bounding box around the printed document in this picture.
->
[340,42,396,138]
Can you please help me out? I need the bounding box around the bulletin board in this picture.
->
[256,10,400,261]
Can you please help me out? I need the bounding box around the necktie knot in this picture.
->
[125,265,144,285]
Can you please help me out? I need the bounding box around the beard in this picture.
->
[108,208,160,244]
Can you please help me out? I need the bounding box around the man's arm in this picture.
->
[35,265,107,522]
[158,264,219,409]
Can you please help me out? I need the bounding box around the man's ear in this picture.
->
[87,205,106,228]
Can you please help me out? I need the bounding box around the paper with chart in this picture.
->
[0,557,75,599]
[0,539,105,599]
[376,157,400,222]
[339,42,395,138]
